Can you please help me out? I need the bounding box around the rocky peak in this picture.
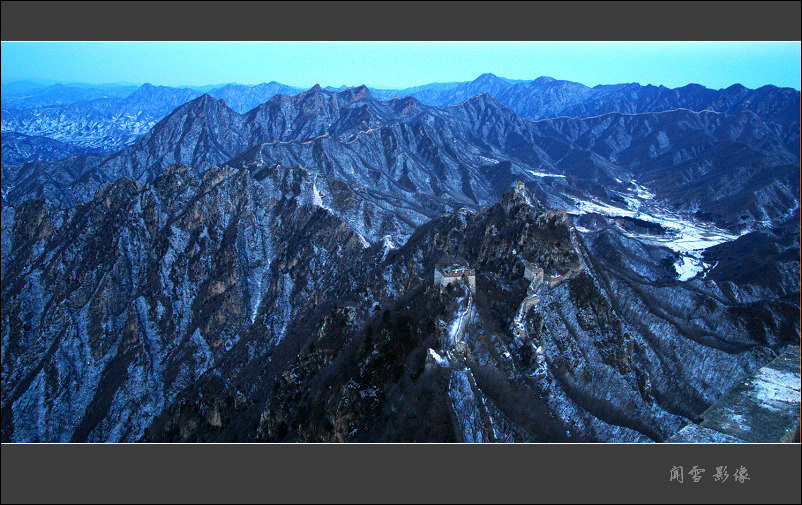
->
[725,83,747,93]
[295,84,331,112]
[454,91,517,124]
[94,176,143,209]
[391,95,421,115]
[123,82,190,104]
[194,93,217,106]
[463,91,504,108]
[495,181,545,216]
[338,84,373,104]
[301,84,326,100]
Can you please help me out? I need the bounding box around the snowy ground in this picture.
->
[526,169,566,179]
[567,181,746,281]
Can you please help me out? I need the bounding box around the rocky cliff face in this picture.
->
[145,183,796,443]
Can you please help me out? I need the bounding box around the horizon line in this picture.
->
[3,72,800,93]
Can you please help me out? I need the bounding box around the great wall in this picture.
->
[426,182,800,443]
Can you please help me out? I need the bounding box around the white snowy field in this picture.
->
[567,181,746,281]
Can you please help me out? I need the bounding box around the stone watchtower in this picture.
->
[523,262,544,283]
[434,265,477,294]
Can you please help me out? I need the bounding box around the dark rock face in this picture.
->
[147,184,796,443]
[1,80,799,443]
[1,163,362,441]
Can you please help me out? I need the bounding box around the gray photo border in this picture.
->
[1,1,800,503]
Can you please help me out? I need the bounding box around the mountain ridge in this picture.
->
[3,73,797,162]
[3,83,797,243]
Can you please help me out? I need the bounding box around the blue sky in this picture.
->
[2,42,800,90]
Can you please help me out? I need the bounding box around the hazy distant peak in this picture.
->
[472,72,505,84]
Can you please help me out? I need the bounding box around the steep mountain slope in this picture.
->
[4,169,793,442]
[1,81,798,443]
[1,131,104,165]
[4,74,797,162]
[1,153,106,208]
[242,186,796,443]
[233,91,799,237]
[1,162,351,441]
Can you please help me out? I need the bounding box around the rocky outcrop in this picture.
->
[1,162,367,441]
[666,346,800,443]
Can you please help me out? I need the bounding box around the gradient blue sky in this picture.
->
[2,42,800,90]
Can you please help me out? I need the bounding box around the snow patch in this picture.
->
[356,232,370,249]
[311,180,323,208]
[526,169,566,178]
[674,255,708,282]
[428,348,449,367]
[569,188,744,262]
[750,367,801,412]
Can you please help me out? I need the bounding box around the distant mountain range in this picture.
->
[1,83,140,109]
[3,73,798,160]
[1,84,203,153]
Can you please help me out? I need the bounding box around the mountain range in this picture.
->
[4,84,797,236]
[1,74,799,442]
[1,83,140,110]
[3,73,798,160]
